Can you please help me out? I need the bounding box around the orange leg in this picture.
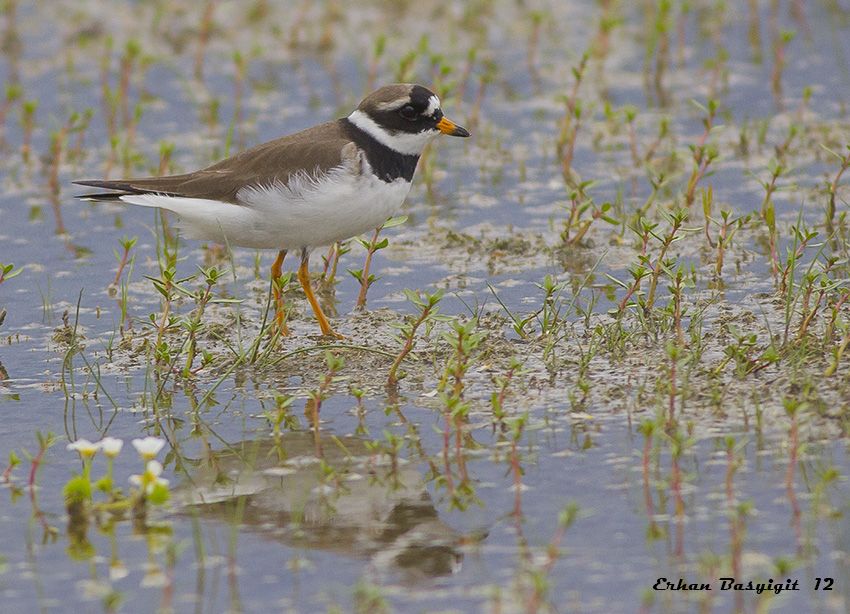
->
[297,250,343,339]
[270,249,289,336]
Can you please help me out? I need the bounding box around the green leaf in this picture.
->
[148,482,170,505]
[382,215,408,229]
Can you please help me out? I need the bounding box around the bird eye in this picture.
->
[399,105,417,120]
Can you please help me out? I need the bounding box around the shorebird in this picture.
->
[75,84,469,338]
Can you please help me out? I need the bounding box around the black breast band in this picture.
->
[340,118,419,183]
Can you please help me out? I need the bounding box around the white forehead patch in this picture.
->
[424,95,441,117]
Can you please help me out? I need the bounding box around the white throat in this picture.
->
[347,109,437,156]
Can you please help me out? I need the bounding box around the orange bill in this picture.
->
[436,117,470,137]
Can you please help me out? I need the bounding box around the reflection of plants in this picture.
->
[306,352,344,457]
[1,450,19,483]
[507,413,527,518]
[26,431,59,541]
[264,394,295,442]
[522,503,579,613]
[437,319,484,509]
[490,358,523,430]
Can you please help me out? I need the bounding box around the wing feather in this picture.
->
[74,121,352,204]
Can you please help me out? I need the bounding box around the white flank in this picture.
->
[121,158,411,250]
[347,109,438,156]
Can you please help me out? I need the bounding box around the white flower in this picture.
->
[100,437,123,458]
[131,437,166,460]
[140,564,166,588]
[129,460,169,495]
[67,439,100,459]
[109,562,129,581]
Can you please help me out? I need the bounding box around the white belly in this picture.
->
[120,168,411,250]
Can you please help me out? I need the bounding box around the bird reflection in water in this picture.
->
[174,431,473,581]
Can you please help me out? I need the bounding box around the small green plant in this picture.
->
[387,288,445,386]
[703,188,747,281]
[757,159,789,282]
[644,207,690,310]
[349,216,407,310]
[822,144,850,234]
[177,265,231,377]
[559,179,619,246]
[771,30,795,105]
[111,235,137,287]
[63,436,170,523]
[556,53,589,184]
[319,241,351,291]
[19,99,37,164]
[0,262,22,286]
[684,99,719,207]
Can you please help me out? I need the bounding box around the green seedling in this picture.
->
[0,262,22,286]
[350,215,406,310]
[387,288,445,386]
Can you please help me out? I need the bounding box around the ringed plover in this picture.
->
[75,84,469,338]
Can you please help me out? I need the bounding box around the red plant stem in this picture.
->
[725,447,735,504]
[442,414,454,497]
[454,416,468,483]
[355,227,381,310]
[786,413,802,552]
[1,461,14,483]
[511,438,522,518]
[672,454,684,557]
[387,305,434,386]
[28,446,45,490]
[668,353,677,426]
[112,244,132,286]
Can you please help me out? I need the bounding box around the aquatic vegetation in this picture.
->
[1,0,849,611]
[64,436,170,529]
[131,437,166,461]
[0,262,22,286]
[350,215,407,310]
[387,287,444,386]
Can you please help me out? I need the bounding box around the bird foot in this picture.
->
[320,328,345,340]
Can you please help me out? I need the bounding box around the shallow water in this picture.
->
[1,1,850,612]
